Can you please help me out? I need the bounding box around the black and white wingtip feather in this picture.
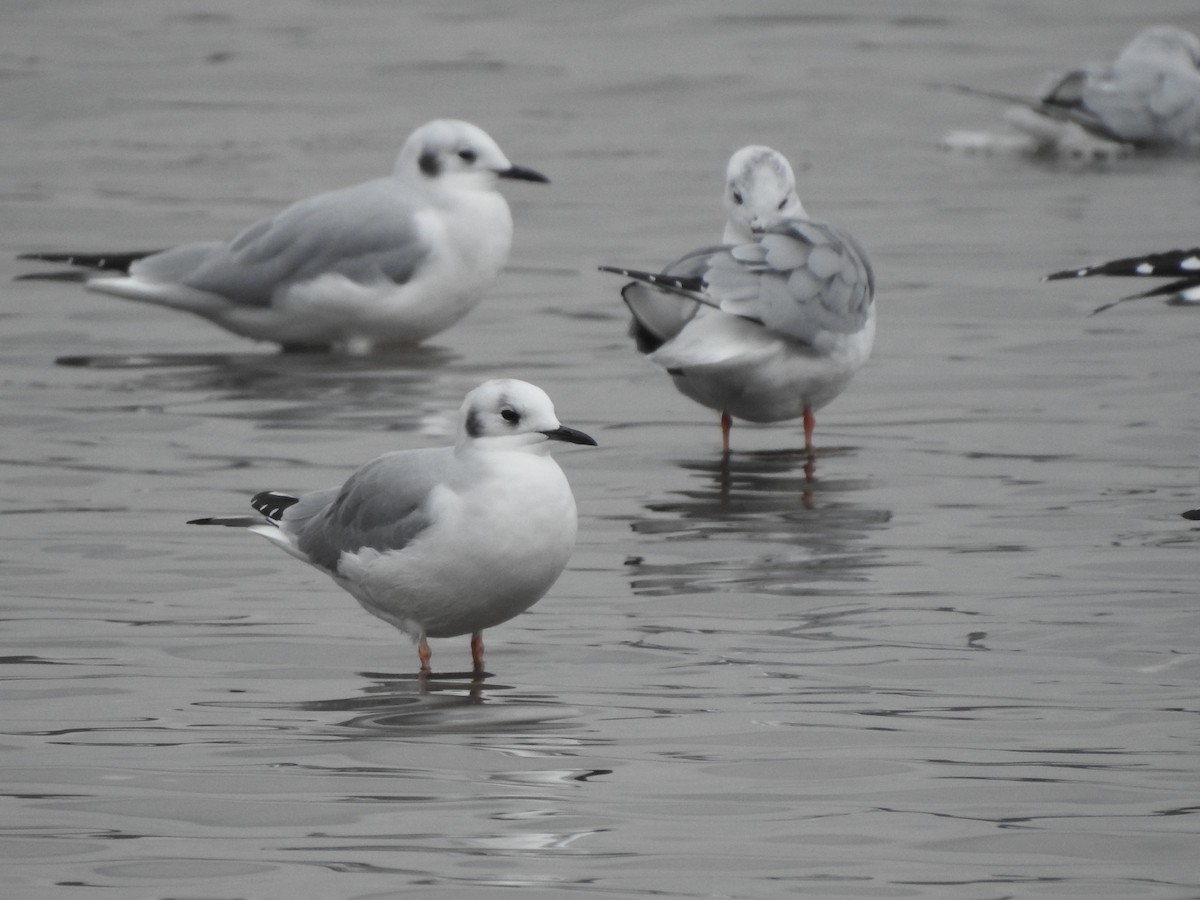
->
[187,515,259,527]
[1044,248,1200,314]
[15,250,161,281]
[188,490,299,527]
[597,265,721,310]
[250,491,300,521]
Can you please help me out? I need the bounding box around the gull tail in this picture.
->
[621,282,697,353]
[16,250,161,281]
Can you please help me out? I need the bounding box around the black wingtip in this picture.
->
[251,490,300,520]
[1181,508,1200,521]
[186,515,259,527]
[16,250,160,273]
[1043,268,1087,282]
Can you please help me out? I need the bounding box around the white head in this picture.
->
[1118,25,1200,70]
[457,379,596,452]
[395,119,549,189]
[722,145,806,243]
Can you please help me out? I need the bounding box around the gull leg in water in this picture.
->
[189,379,595,675]
[470,632,485,674]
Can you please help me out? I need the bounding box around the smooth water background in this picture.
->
[2,1,1199,897]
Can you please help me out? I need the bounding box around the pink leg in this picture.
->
[720,411,732,454]
[471,631,485,673]
[802,407,815,453]
[417,635,432,674]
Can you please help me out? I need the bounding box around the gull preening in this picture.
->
[940,25,1200,158]
[188,379,596,675]
[600,145,875,453]
[17,119,549,352]
[1045,247,1200,314]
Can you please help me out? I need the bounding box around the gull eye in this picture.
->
[458,148,478,163]
[732,191,743,205]
[500,407,519,424]
[777,197,788,210]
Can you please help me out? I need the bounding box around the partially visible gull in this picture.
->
[940,26,1200,159]
[1045,247,1200,314]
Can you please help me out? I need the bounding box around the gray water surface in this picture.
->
[2,1,1199,897]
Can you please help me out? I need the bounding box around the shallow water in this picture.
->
[3,1,1200,897]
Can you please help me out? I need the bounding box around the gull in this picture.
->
[17,119,549,352]
[1044,247,1200,314]
[188,379,596,675]
[939,26,1200,158]
[600,146,875,453]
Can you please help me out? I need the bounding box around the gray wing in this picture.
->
[701,220,875,345]
[1042,28,1200,144]
[131,178,434,307]
[1081,65,1200,144]
[288,447,453,572]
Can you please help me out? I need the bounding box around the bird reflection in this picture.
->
[197,670,577,737]
[55,345,463,433]
[328,672,575,736]
[627,447,890,597]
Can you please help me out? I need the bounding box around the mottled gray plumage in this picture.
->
[607,219,874,347]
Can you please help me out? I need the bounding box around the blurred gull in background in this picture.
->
[940,25,1200,159]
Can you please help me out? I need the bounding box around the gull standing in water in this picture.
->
[601,145,875,453]
[188,379,596,675]
[18,119,549,352]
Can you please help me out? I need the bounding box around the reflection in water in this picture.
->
[627,448,891,596]
[56,346,461,432]
[196,671,579,738]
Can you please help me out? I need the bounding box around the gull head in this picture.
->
[1119,25,1200,70]
[396,119,550,189]
[722,145,806,242]
[458,379,596,452]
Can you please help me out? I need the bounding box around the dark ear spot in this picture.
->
[465,408,482,437]
[419,150,440,177]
